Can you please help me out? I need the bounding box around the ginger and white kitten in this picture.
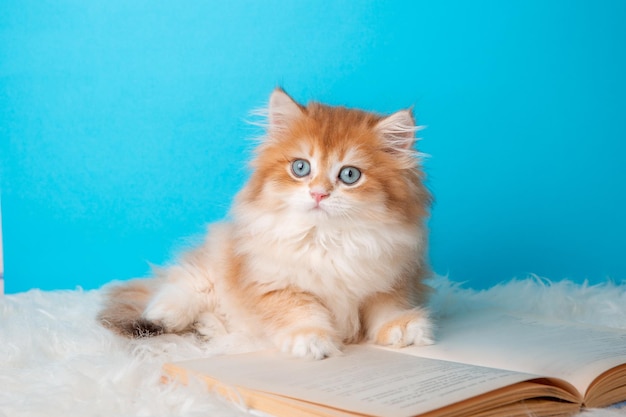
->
[98,88,433,359]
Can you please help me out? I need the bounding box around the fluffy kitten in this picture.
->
[98,88,433,359]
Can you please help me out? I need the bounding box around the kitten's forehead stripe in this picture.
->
[293,106,381,155]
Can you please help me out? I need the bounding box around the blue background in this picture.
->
[2,1,625,294]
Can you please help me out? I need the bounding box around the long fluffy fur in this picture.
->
[98,88,433,359]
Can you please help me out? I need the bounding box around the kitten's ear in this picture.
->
[268,88,303,133]
[375,109,418,151]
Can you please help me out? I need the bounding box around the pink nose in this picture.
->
[310,190,330,204]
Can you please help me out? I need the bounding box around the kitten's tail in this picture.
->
[97,278,163,338]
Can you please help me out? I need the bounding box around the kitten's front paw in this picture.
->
[375,310,434,348]
[278,327,342,360]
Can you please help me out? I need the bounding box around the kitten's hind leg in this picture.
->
[142,264,214,334]
[192,311,228,341]
[361,292,434,348]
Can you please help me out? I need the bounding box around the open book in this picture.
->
[163,310,626,417]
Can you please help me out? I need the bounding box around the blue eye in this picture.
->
[339,166,361,185]
[291,159,311,178]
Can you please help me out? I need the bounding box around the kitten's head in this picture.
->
[239,89,430,227]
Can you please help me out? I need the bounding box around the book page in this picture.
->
[404,310,626,397]
[174,345,538,417]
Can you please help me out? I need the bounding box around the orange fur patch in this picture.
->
[285,326,334,341]
[375,310,424,346]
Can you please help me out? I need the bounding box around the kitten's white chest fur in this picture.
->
[234,205,422,340]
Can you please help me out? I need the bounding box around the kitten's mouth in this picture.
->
[310,202,329,214]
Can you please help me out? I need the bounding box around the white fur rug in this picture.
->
[2,276,626,417]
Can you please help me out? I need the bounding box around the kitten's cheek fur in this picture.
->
[374,310,434,348]
[277,327,342,360]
